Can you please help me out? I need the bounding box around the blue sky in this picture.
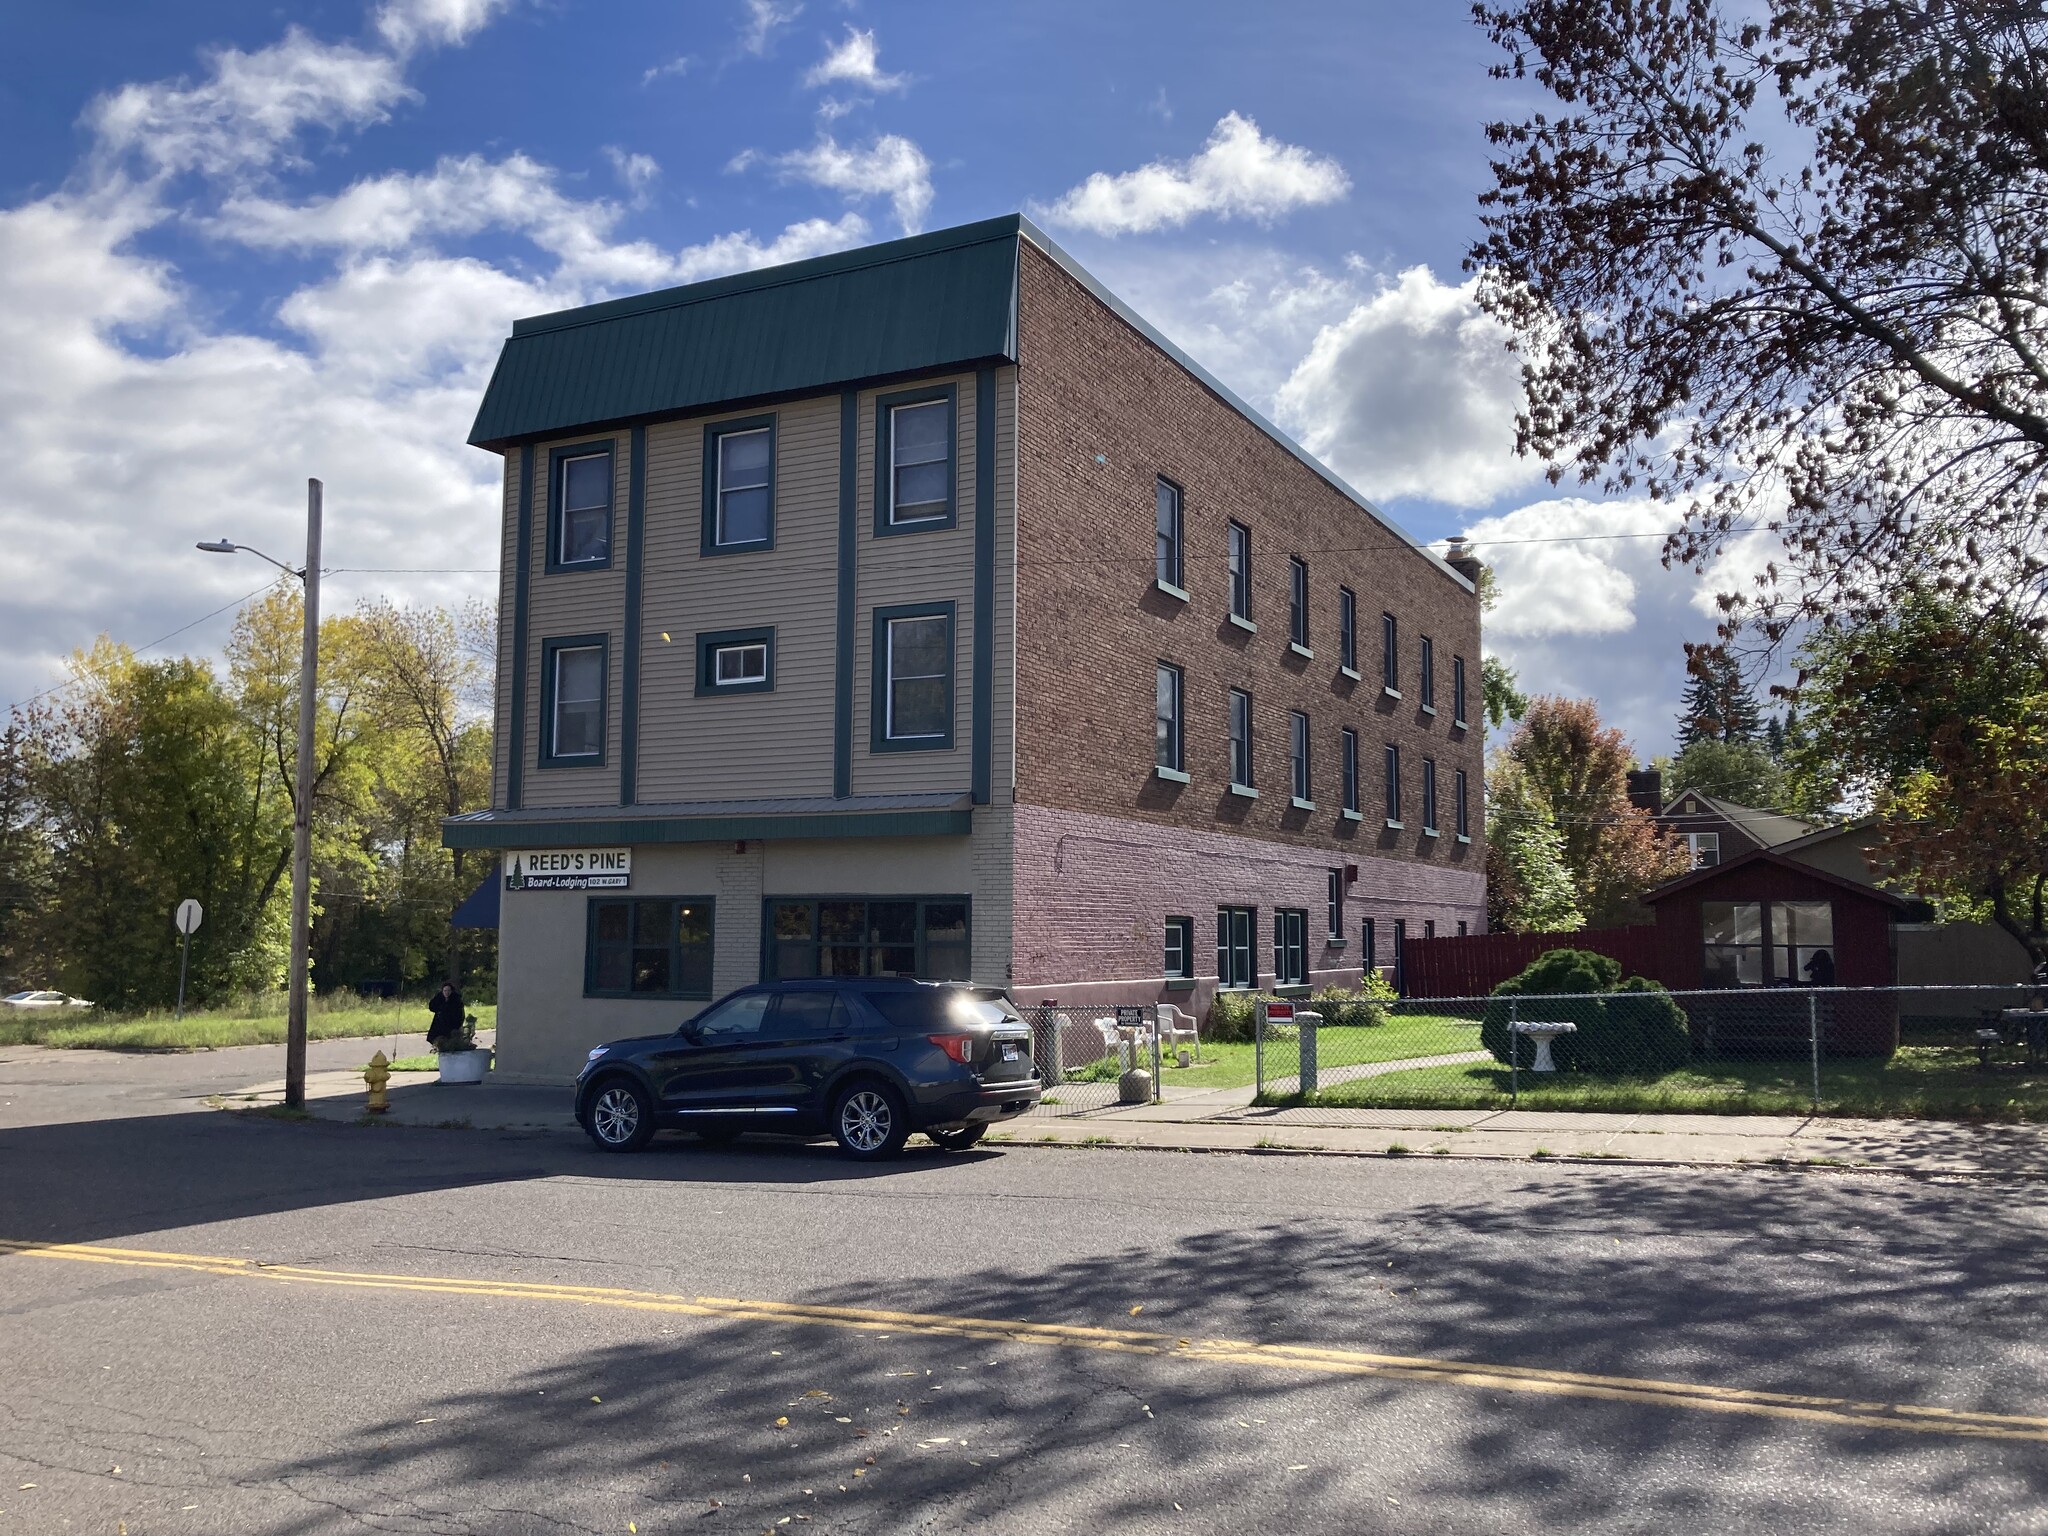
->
[0,0,1778,755]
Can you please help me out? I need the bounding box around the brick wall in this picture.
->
[1011,240,1486,900]
[1010,802,1485,1012]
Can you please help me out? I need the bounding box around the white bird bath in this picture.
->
[1511,1020,1577,1073]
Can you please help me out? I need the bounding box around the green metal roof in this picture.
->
[468,216,1023,448]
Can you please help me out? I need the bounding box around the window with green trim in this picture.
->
[1217,906,1255,990]
[586,897,714,997]
[1273,909,1308,987]
[703,416,776,553]
[1165,916,1194,980]
[765,898,970,981]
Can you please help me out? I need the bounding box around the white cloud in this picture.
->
[749,132,932,234]
[738,0,802,55]
[802,27,907,92]
[1036,112,1348,236]
[85,27,414,179]
[0,4,877,709]
[605,146,660,199]
[642,54,693,86]
[373,0,513,55]
[1274,265,1541,508]
[1455,494,1790,756]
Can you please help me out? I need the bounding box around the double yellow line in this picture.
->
[6,1237,2044,1444]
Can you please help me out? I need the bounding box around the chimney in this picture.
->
[1443,534,1483,588]
[1627,768,1664,814]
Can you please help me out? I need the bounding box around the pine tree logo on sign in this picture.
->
[503,849,632,891]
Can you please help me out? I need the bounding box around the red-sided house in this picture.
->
[1641,850,1909,1054]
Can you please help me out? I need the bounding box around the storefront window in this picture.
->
[765,897,971,981]
[587,898,714,997]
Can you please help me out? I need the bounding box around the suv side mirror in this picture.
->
[675,1018,701,1042]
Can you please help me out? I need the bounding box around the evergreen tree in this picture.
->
[1678,644,1761,745]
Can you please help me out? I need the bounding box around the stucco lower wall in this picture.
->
[494,825,1012,1085]
[1008,800,1485,1015]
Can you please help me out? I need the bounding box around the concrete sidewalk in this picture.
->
[238,1047,2048,1178]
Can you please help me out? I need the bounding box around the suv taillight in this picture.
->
[927,1033,975,1065]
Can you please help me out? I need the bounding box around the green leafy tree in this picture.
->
[1485,757,1584,933]
[1790,595,2048,961]
[1508,696,1692,926]
[1667,736,1786,809]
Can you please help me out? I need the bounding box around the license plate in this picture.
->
[1001,1042,1021,1062]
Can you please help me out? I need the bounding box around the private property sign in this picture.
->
[503,849,632,891]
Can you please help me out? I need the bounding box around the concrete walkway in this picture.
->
[230,1040,2048,1179]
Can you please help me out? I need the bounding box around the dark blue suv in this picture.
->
[573,979,1041,1159]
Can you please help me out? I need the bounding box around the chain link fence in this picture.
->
[1018,1003,1210,1118]
[1249,985,2048,1120]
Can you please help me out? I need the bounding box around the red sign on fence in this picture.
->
[1260,999,1296,1025]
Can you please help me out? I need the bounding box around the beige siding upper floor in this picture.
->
[488,367,1019,812]
[636,396,840,802]
[519,431,628,810]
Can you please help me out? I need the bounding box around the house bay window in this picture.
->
[1701,899,1836,987]
[767,898,970,981]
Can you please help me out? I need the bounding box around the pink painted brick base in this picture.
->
[1010,801,1485,1013]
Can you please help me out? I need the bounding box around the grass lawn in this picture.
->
[1268,1035,2048,1123]
[1133,1014,1485,1092]
[0,995,497,1052]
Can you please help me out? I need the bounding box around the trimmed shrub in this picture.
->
[1480,948,1691,1073]
[1206,990,1265,1044]
[1308,970,1397,1028]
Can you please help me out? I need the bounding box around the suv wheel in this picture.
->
[833,1081,909,1160]
[927,1125,986,1152]
[586,1078,654,1153]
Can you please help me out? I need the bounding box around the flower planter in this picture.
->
[438,1047,492,1085]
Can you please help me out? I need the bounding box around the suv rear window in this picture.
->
[865,988,1022,1031]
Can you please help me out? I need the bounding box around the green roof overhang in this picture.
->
[469,216,1023,450]
[441,795,972,849]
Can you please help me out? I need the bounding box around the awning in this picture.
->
[441,792,973,851]
[451,873,501,929]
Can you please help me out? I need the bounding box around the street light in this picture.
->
[198,478,322,1109]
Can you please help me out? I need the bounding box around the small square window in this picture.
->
[695,628,774,696]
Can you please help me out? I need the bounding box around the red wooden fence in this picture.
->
[1401,927,1662,998]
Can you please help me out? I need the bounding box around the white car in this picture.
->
[1,990,94,1010]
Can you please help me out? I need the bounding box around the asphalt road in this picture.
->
[3,1042,2047,1534]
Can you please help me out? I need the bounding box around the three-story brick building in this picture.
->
[449,214,1485,1082]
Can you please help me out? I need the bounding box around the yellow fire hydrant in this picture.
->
[363,1050,391,1114]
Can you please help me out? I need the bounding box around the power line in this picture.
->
[8,577,290,713]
